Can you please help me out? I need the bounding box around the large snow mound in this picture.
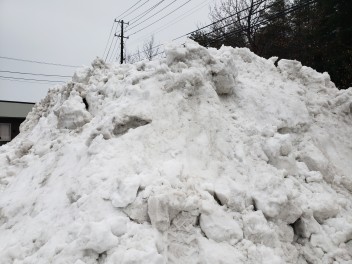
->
[1,41,352,264]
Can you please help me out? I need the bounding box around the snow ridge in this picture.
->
[0,41,352,264]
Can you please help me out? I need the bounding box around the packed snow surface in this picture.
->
[1,41,352,264]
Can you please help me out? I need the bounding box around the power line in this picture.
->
[105,26,120,61]
[128,0,212,59]
[103,0,148,59]
[108,35,120,62]
[126,0,178,32]
[115,0,145,20]
[129,0,166,25]
[0,77,61,85]
[129,0,211,48]
[134,0,211,44]
[0,75,66,83]
[173,0,268,41]
[112,39,121,62]
[198,0,285,40]
[206,0,316,45]
[0,70,71,78]
[131,0,314,60]
[128,0,192,36]
[155,0,211,34]
[120,0,151,20]
[217,0,316,43]
[0,56,79,68]
[102,20,118,58]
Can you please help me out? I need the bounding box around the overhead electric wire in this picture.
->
[128,0,192,36]
[115,0,145,20]
[108,35,120,62]
[102,21,118,58]
[134,0,211,44]
[105,1,148,62]
[206,0,316,45]
[0,77,63,85]
[129,0,211,47]
[105,26,119,61]
[112,40,121,62]
[126,0,178,32]
[128,0,212,59]
[213,0,316,43]
[200,0,289,40]
[129,0,166,25]
[0,56,78,68]
[124,0,314,63]
[154,0,210,34]
[103,0,148,59]
[190,1,279,42]
[0,75,66,83]
[173,0,268,41]
[134,0,314,58]
[119,0,151,20]
[0,70,71,78]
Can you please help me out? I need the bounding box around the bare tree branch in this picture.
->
[143,35,160,61]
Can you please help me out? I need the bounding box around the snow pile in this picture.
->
[1,40,352,264]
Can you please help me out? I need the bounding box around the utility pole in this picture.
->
[115,20,129,64]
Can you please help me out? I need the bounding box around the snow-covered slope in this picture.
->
[0,41,351,264]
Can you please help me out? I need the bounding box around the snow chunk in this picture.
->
[165,40,237,95]
[277,59,303,80]
[310,193,339,223]
[213,178,252,212]
[299,140,332,182]
[110,176,141,208]
[76,220,119,253]
[198,236,245,263]
[54,91,92,129]
[252,174,302,224]
[242,211,278,247]
[72,67,92,84]
[199,210,243,243]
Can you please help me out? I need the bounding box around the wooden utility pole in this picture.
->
[115,20,129,64]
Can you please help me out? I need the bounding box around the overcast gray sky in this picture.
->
[0,0,214,103]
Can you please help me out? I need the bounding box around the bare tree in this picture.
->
[142,35,160,61]
[126,48,142,63]
[209,0,270,53]
[126,36,161,63]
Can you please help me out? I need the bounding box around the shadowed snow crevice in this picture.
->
[112,116,151,136]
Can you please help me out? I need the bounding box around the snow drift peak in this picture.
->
[0,41,352,264]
